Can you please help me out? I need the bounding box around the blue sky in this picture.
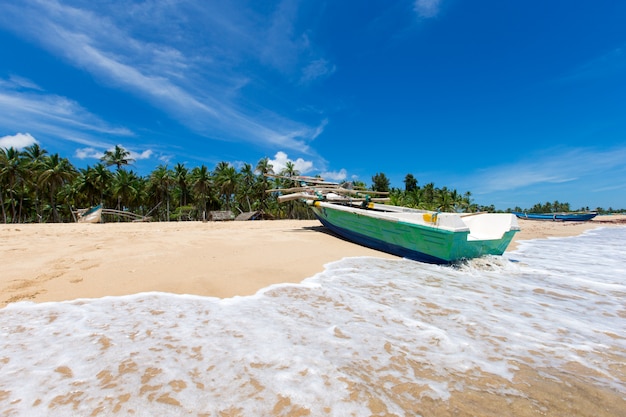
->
[1,0,625,210]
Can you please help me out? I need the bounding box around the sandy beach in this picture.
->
[1,215,625,308]
[2,215,626,417]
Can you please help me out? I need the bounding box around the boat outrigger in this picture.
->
[269,175,520,264]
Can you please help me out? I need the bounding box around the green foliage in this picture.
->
[371,172,390,193]
[389,179,478,213]
[2,146,624,223]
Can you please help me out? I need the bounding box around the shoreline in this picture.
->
[2,215,625,308]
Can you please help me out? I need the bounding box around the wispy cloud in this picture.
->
[463,146,626,196]
[300,59,336,85]
[0,78,133,146]
[414,0,442,19]
[0,0,330,152]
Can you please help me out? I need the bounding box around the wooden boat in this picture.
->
[512,211,597,222]
[269,176,520,263]
[76,204,102,223]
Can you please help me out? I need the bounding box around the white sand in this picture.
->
[2,215,624,307]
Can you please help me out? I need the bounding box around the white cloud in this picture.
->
[131,149,153,160]
[0,132,38,149]
[320,168,347,182]
[269,151,314,175]
[414,0,442,18]
[158,154,174,164]
[75,147,103,160]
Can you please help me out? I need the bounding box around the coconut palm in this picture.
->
[213,162,239,211]
[38,154,77,222]
[403,173,418,192]
[22,144,49,221]
[89,163,113,205]
[255,157,274,211]
[101,145,134,170]
[236,163,256,212]
[435,187,455,212]
[74,167,100,207]
[371,172,390,193]
[149,165,173,221]
[0,147,29,222]
[110,169,141,212]
[279,161,302,219]
[190,165,213,220]
[173,163,190,208]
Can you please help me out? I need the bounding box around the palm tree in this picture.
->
[90,163,113,204]
[22,144,49,221]
[237,163,256,212]
[421,182,436,209]
[404,173,417,192]
[38,154,77,222]
[462,191,473,212]
[0,147,28,222]
[190,165,213,220]
[149,165,173,221]
[74,167,99,207]
[280,161,299,183]
[22,143,48,163]
[435,187,454,212]
[280,161,301,219]
[255,157,274,212]
[371,172,390,193]
[110,169,141,212]
[101,145,134,170]
[213,162,239,211]
[173,163,190,208]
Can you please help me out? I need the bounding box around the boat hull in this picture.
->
[77,205,103,223]
[311,204,518,263]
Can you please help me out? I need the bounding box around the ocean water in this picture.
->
[1,227,625,417]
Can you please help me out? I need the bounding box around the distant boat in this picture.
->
[76,204,103,223]
[512,211,598,222]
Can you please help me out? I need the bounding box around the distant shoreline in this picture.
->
[2,215,625,308]
[507,214,626,250]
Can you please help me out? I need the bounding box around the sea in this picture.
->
[1,227,625,417]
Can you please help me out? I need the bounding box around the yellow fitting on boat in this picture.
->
[423,213,437,223]
[368,203,375,209]
[313,201,320,207]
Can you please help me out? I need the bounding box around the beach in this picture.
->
[1,216,626,416]
[1,215,625,308]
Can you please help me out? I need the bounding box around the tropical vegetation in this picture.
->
[0,145,622,223]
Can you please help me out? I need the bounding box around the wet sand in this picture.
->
[2,215,625,308]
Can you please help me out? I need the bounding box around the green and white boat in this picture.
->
[269,175,520,263]
[309,200,520,263]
